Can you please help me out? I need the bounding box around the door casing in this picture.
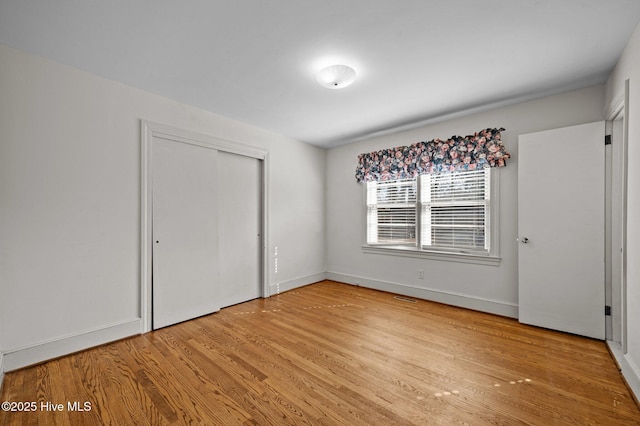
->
[604,81,629,352]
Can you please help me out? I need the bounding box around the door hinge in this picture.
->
[605,135,612,145]
[605,305,612,316]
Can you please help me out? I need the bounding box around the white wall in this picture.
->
[326,85,605,316]
[605,20,640,399]
[0,44,325,370]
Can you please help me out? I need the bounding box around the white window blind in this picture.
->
[367,169,490,254]
[366,179,416,245]
[420,169,489,253]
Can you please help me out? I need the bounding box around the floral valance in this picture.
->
[355,127,510,183]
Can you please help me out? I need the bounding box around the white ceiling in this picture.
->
[1,1,640,148]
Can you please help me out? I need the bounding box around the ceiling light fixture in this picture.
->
[316,64,357,89]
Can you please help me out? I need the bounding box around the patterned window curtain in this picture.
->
[355,128,510,183]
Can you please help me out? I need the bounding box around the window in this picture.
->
[366,178,417,246]
[366,168,494,258]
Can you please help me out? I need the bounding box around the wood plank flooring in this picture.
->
[1,280,639,425]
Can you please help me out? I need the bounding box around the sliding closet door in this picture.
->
[217,151,262,307]
[152,137,220,329]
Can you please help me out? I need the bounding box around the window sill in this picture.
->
[361,245,501,266]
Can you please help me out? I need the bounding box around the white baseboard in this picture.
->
[607,341,640,403]
[327,272,518,318]
[2,319,141,372]
[269,272,327,296]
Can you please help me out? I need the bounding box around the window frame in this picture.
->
[362,168,501,266]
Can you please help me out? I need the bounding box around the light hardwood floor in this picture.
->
[1,281,639,425]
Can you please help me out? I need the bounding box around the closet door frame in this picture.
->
[140,120,270,333]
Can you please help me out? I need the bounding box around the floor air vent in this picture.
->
[394,296,417,303]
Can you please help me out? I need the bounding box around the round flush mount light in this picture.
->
[316,64,357,89]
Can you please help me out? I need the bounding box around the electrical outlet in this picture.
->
[417,269,424,279]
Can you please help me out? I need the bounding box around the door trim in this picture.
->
[140,120,270,333]
[604,80,629,353]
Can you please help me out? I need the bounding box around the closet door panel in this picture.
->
[152,137,219,329]
[217,151,262,308]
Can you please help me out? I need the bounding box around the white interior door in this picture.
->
[518,121,605,339]
[152,137,220,329]
[217,151,262,307]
